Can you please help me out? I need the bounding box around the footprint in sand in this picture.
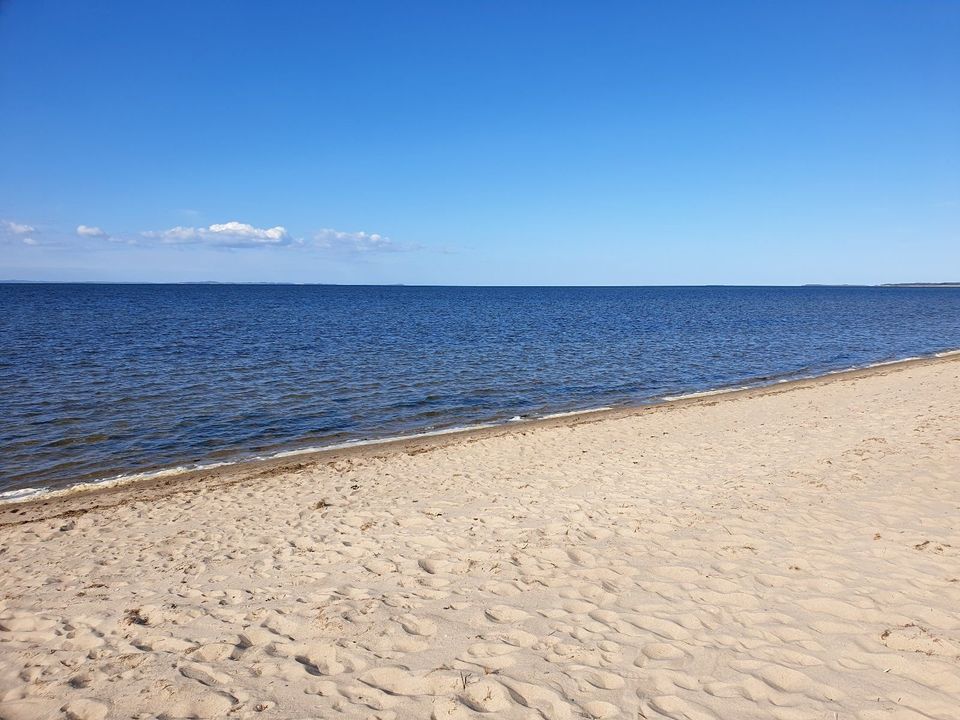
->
[398,613,437,636]
[460,641,518,670]
[359,666,463,696]
[459,678,512,712]
[484,605,529,623]
[581,700,620,719]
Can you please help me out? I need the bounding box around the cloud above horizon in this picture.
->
[1,219,37,245]
[142,221,293,248]
[137,221,415,253]
[3,220,35,235]
[313,228,417,253]
[76,224,108,238]
[9,218,421,257]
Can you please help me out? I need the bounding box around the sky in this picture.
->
[1,1,958,285]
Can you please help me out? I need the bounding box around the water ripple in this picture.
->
[2,284,959,494]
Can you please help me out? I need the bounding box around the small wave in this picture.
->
[0,461,235,506]
[659,351,954,403]
[661,386,752,402]
[539,407,611,420]
[0,487,50,502]
[266,421,502,460]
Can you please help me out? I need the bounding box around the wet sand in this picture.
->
[1,353,959,719]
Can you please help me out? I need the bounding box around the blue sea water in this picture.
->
[2,284,959,497]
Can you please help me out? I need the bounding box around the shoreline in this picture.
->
[3,347,958,526]
[2,348,959,717]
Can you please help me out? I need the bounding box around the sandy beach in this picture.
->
[1,354,959,720]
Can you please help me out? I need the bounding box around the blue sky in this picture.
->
[1,1,957,284]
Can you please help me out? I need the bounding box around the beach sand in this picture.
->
[1,355,959,720]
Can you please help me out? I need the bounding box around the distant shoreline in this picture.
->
[878,282,960,288]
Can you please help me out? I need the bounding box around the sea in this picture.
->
[2,284,959,500]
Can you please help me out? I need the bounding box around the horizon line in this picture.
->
[3,281,960,288]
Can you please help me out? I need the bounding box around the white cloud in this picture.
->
[143,221,292,248]
[77,224,108,238]
[2,219,35,235]
[313,228,415,253]
[1,219,39,246]
[2,217,418,255]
